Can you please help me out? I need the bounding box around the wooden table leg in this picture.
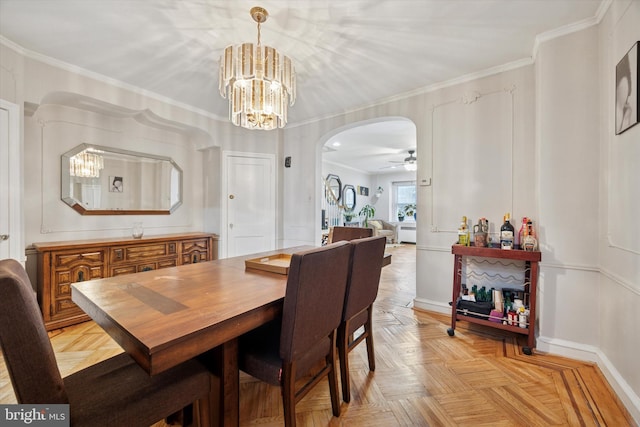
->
[200,339,239,427]
[221,339,239,427]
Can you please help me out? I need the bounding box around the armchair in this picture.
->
[367,219,397,243]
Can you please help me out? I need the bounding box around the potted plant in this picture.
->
[404,204,416,220]
[397,209,405,222]
[343,209,355,222]
[358,204,375,227]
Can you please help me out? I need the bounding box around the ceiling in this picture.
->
[0,0,604,172]
[323,118,418,174]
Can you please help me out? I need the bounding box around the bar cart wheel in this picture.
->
[523,346,532,355]
[447,328,455,336]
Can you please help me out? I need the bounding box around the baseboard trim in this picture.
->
[536,336,639,425]
[413,297,450,315]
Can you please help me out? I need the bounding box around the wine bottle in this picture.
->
[500,213,514,250]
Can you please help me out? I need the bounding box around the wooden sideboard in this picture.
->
[33,232,219,331]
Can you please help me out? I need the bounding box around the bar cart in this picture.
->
[447,244,541,355]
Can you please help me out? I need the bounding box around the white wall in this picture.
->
[595,0,640,419]
[372,171,417,221]
[532,2,640,420]
[535,26,601,348]
[23,103,204,243]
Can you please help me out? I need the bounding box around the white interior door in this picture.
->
[224,152,275,258]
[0,99,23,263]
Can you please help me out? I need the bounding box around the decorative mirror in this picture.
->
[343,184,356,211]
[325,174,342,203]
[61,144,183,215]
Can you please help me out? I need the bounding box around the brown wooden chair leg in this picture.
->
[328,332,341,416]
[338,322,351,403]
[282,362,297,427]
[365,309,376,372]
[328,346,348,417]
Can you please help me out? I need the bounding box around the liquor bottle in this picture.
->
[517,217,528,249]
[499,213,514,250]
[522,220,538,251]
[457,216,470,246]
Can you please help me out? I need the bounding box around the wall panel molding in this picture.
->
[430,87,515,233]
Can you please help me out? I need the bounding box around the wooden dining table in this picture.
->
[72,245,391,427]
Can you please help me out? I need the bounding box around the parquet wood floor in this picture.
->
[1,244,635,426]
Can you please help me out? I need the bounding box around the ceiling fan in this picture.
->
[381,150,417,171]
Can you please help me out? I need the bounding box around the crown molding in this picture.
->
[532,0,612,60]
[0,35,225,122]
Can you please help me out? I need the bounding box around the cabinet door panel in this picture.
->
[181,239,210,264]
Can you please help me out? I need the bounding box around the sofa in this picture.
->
[367,219,397,243]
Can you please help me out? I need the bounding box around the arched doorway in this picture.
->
[315,117,417,244]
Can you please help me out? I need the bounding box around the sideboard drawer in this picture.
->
[111,258,179,276]
[110,242,177,264]
[54,250,105,268]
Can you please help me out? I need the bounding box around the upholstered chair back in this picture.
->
[0,258,69,403]
[343,236,387,321]
[279,241,351,362]
[329,226,373,243]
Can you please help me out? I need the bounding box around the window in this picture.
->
[393,181,416,221]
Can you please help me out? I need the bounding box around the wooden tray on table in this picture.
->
[245,254,292,275]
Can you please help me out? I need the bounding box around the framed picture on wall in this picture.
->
[109,176,124,192]
[615,41,639,135]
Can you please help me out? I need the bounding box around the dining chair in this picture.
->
[237,241,352,427]
[338,235,387,403]
[0,258,217,427]
[329,226,373,243]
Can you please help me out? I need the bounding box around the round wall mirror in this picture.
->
[343,184,356,211]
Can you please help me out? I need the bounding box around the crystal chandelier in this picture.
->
[219,7,296,130]
[69,149,104,178]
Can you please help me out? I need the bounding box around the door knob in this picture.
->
[229,194,235,199]
[0,234,9,241]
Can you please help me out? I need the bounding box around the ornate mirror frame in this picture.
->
[343,184,356,211]
[325,174,342,203]
[61,144,183,215]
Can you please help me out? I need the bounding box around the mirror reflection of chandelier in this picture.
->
[218,6,296,130]
[69,149,104,178]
